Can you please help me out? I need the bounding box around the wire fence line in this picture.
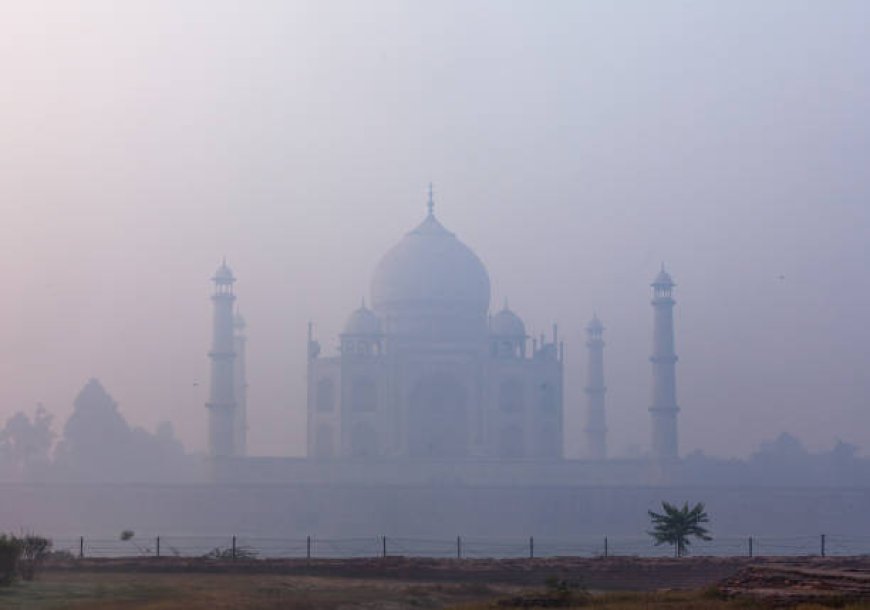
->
[47,534,870,560]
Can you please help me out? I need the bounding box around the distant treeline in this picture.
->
[0,378,192,483]
[1,379,868,486]
[677,433,870,487]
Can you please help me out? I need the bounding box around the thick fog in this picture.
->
[1,1,869,460]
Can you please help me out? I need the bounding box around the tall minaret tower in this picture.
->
[206,260,237,458]
[584,315,607,460]
[233,309,248,457]
[649,265,679,461]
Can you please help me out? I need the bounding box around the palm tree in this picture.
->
[648,501,712,557]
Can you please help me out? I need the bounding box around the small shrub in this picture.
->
[17,535,52,581]
[700,584,728,600]
[544,576,588,602]
[493,577,590,607]
[0,535,22,586]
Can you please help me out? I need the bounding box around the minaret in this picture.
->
[233,309,248,457]
[649,265,679,461]
[584,315,607,460]
[206,260,236,458]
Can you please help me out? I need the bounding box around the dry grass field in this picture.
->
[1,557,869,609]
[1,571,509,609]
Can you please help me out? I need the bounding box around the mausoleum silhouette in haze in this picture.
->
[205,189,681,484]
[307,191,563,461]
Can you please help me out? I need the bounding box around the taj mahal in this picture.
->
[204,189,680,484]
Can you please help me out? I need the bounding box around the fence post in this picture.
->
[457,536,462,560]
[156,536,160,558]
[79,536,84,559]
[232,535,237,561]
[307,536,311,560]
[382,535,387,558]
[529,536,534,559]
[748,536,753,558]
[604,536,608,558]
[821,534,826,557]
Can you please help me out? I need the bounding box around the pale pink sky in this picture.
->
[1,1,869,457]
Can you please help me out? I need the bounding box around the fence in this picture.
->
[48,534,870,560]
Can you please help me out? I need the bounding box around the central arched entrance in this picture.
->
[408,373,468,458]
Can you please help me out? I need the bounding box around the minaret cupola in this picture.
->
[213,259,235,295]
[651,265,675,299]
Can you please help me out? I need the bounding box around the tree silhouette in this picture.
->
[54,378,189,482]
[648,501,712,557]
[0,406,54,480]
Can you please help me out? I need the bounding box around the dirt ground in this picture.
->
[719,558,870,606]
[0,556,868,609]
[0,571,518,610]
[41,554,752,590]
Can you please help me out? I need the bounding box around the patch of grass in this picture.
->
[0,572,511,609]
[3,572,870,610]
[0,573,176,609]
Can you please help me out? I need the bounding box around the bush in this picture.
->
[17,535,52,581]
[0,534,54,584]
[0,535,22,586]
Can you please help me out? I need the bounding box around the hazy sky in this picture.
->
[1,1,869,458]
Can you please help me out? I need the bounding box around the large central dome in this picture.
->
[371,209,491,317]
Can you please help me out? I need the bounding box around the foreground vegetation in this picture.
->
[2,571,870,610]
[0,534,52,585]
[0,571,498,609]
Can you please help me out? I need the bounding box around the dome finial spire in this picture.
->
[427,182,435,216]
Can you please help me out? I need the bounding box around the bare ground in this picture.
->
[718,558,870,606]
[1,555,864,609]
[43,554,751,590]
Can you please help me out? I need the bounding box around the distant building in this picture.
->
[306,193,564,460]
[584,315,607,460]
[206,260,238,458]
[233,309,248,457]
[204,191,683,482]
[649,266,680,461]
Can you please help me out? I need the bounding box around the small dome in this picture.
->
[343,303,382,335]
[490,306,526,337]
[371,211,491,317]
